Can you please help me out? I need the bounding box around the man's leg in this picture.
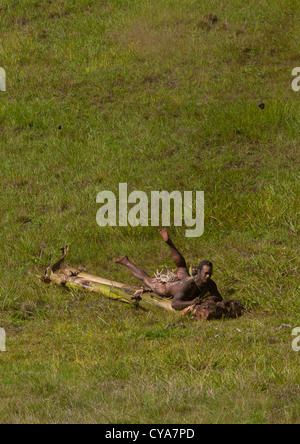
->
[158,229,190,279]
[113,255,171,297]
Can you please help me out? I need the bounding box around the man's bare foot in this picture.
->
[158,228,170,243]
[113,255,129,265]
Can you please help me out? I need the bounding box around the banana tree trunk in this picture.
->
[37,246,174,312]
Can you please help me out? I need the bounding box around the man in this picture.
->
[113,228,223,311]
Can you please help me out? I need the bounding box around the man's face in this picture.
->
[198,265,213,284]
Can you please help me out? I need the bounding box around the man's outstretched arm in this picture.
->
[172,293,201,310]
[171,281,200,311]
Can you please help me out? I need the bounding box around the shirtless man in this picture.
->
[113,229,222,311]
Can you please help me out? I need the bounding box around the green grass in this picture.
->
[0,0,299,424]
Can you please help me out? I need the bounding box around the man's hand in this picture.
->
[192,296,202,305]
[182,297,202,315]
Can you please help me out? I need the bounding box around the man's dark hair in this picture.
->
[197,260,213,271]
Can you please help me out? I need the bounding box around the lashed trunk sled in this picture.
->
[36,246,174,312]
[36,246,243,320]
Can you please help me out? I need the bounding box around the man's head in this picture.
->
[196,260,213,284]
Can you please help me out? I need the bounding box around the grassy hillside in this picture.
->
[0,0,299,423]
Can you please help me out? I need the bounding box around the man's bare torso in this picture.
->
[167,276,221,301]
